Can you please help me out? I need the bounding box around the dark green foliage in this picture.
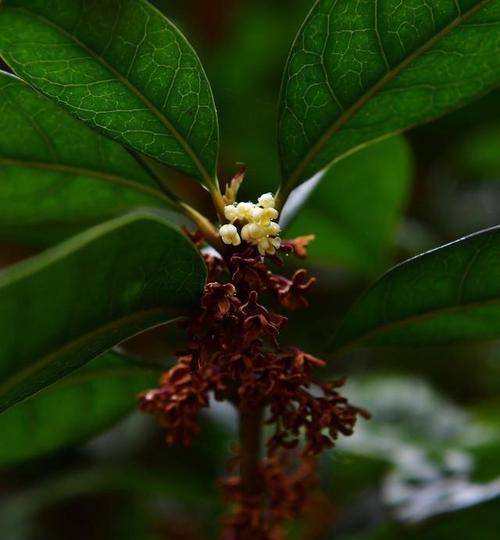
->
[0,71,173,242]
[278,0,500,195]
[0,352,158,467]
[0,211,206,412]
[0,0,219,186]
[0,1,500,536]
[333,226,500,348]
[287,136,411,277]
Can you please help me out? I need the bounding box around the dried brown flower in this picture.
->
[282,235,316,258]
[138,236,368,539]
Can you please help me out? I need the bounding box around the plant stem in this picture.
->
[239,406,264,497]
[179,202,225,252]
[210,181,227,221]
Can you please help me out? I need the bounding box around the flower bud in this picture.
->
[257,236,282,256]
[241,222,264,243]
[259,207,279,224]
[224,205,238,223]
[221,193,281,256]
[258,192,275,209]
[235,202,254,220]
[265,222,281,237]
[251,206,264,222]
[219,224,241,246]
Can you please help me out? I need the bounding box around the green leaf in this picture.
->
[332,226,500,350]
[286,136,412,276]
[0,71,176,243]
[0,210,206,412]
[0,0,219,186]
[278,0,500,195]
[0,352,158,468]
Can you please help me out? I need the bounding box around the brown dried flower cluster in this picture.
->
[220,454,317,540]
[139,235,367,540]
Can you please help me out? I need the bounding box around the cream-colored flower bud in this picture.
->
[257,238,271,256]
[251,206,264,222]
[241,222,264,243]
[221,193,281,256]
[257,238,276,256]
[259,207,279,224]
[257,236,282,256]
[224,204,238,223]
[265,222,281,237]
[219,224,241,246]
[271,237,281,250]
[258,192,275,209]
[235,202,254,220]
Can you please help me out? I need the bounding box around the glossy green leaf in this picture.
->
[0,71,176,243]
[0,352,158,467]
[278,0,500,195]
[0,210,206,412]
[287,136,411,276]
[0,0,219,186]
[332,226,500,350]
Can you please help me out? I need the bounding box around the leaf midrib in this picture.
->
[0,309,181,407]
[7,5,214,186]
[0,157,172,205]
[283,0,492,192]
[335,294,500,351]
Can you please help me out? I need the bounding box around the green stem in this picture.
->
[130,151,224,251]
[209,180,227,222]
[179,202,224,252]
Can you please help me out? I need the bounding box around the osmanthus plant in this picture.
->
[1,0,500,538]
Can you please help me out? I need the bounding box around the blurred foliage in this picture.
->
[287,136,412,278]
[2,1,500,539]
[0,353,158,468]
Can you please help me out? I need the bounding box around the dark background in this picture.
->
[2,1,500,539]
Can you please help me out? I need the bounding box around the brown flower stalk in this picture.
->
[139,232,368,539]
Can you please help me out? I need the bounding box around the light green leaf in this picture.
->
[332,226,500,351]
[278,0,500,196]
[0,70,176,244]
[287,136,412,276]
[0,352,158,467]
[0,0,219,186]
[0,210,206,412]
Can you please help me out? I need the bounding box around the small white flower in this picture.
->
[235,202,254,220]
[258,192,275,209]
[265,222,281,237]
[241,222,264,243]
[220,192,281,256]
[259,207,279,224]
[224,204,238,223]
[257,238,270,256]
[251,206,264,222]
[219,223,241,246]
[257,236,282,256]
[271,237,281,250]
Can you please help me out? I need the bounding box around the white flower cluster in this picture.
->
[219,193,281,256]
